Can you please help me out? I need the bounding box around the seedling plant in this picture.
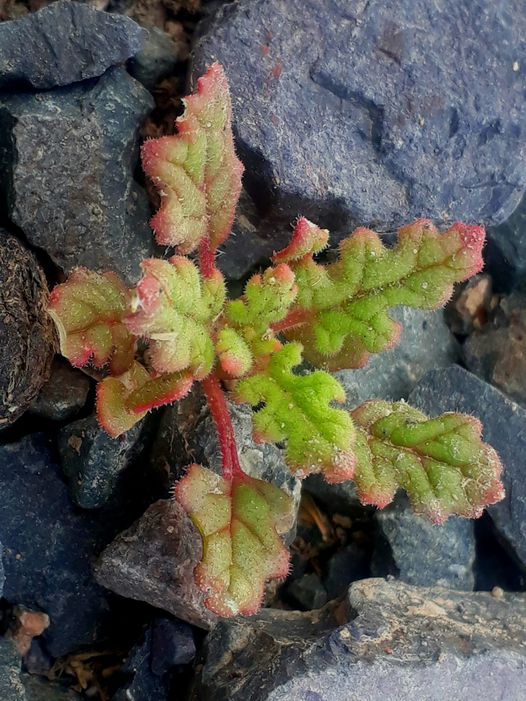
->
[49,64,504,617]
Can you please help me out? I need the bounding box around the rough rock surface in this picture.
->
[194,578,526,701]
[129,27,180,91]
[373,495,476,590]
[0,0,145,89]
[0,638,25,701]
[0,67,154,284]
[22,676,81,701]
[0,434,121,657]
[463,292,526,408]
[30,358,90,422]
[193,0,526,273]
[0,233,54,427]
[95,499,217,629]
[151,390,301,542]
[408,365,526,569]
[113,627,171,701]
[58,414,147,509]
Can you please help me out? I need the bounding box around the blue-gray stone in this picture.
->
[0,0,145,89]
[195,579,526,701]
[0,67,154,284]
[0,434,117,656]
[58,413,147,509]
[192,0,526,274]
[373,495,475,590]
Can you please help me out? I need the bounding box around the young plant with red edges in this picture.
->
[48,63,505,618]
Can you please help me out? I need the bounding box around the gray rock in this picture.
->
[22,676,81,701]
[129,27,180,91]
[323,543,369,600]
[194,578,526,701]
[193,0,526,276]
[95,499,217,629]
[408,365,526,570]
[152,390,301,542]
[58,413,146,509]
[150,617,195,673]
[463,292,526,408]
[0,0,145,89]
[373,495,475,590]
[0,232,54,427]
[0,67,155,284]
[0,433,118,657]
[334,307,459,409]
[0,638,25,701]
[0,541,4,598]
[287,573,328,610]
[30,358,90,422]
[113,628,170,701]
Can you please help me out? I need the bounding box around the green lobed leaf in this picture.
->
[275,218,486,370]
[351,400,505,523]
[141,63,244,254]
[48,268,135,375]
[216,263,297,378]
[176,464,293,617]
[234,342,355,482]
[125,256,225,379]
[97,361,193,437]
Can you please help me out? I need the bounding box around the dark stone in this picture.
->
[0,541,4,597]
[23,639,53,677]
[0,0,145,89]
[0,232,54,428]
[192,0,526,275]
[475,515,525,592]
[58,413,147,509]
[95,499,217,629]
[408,365,526,570]
[150,617,195,673]
[30,358,90,422]
[463,292,526,408]
[129,27,180,91]
[323,543,369,600]
[0,638,25,701]
[334,307,459,409]
[287,573,328,610]
[151,390,301,542]
[0,434,119,657]
[486,192,526,292]
[0,67,155,284]
[113,628,169,701]
[372,495,475,590]
[22,676,81,701]
[194,578,526,701]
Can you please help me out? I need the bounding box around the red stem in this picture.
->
[198,236,216,279]
[271,307,312,334]
[201,372,242,481]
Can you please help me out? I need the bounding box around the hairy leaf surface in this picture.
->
[275,219,485,370]
[126,257,225,379]
[217,264,297,377]
[176,464,292,616]
[235,342,355,482]
[97,361,193,437]
[351,400,504,523]
[142,63,243,253]
[48,268,135,375]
